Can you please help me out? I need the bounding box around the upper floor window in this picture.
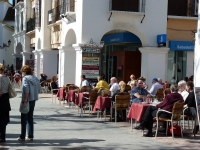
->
[110,0,140,12]
[168,0,198,17]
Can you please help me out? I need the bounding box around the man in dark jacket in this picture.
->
[134,84,183,137]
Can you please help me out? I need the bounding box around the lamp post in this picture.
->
[0,40,11,49]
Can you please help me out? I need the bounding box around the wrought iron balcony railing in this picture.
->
[26,18,35,33]
[168,0,198,17]
[109,0,145,13]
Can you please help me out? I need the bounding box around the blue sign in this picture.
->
[102,32,141,45]
[169,41,194,51]
[157,34,166,44]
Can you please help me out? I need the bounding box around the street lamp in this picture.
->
[0,40,11,49]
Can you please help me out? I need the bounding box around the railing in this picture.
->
[48,5,63,25]
[26,18,35,32]
[109,0,145,13]
[168,0,198,17]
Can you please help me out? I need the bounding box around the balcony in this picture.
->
[26,18,35,33]
[168,0,198,18]
[48,5,63,25]
[109,0,145,13]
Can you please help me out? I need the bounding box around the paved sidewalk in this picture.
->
[0,90,197,150]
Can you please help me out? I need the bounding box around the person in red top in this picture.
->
[134,84,183,137]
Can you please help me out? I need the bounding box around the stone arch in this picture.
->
[64,29,77,46]
[15,43,23,54]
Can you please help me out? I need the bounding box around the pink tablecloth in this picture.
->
[76,93,89,107]
[66,90,78,102]
[93,96,112,112]
[127,103,150,123]
[56,88,66,101]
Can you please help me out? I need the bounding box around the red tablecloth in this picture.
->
[56,88,66,101]
[93,96,112,112]
[127,103,150,123]
[66,90,78,102]
[76,93,90,107]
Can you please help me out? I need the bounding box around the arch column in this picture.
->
[21,52,32,66]
[58,46,76,87]
[38,49,59,79]
[139,47,169,87]
[32,50,40,78]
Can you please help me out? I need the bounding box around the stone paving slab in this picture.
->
[0,91,197,150]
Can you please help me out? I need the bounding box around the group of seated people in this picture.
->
[80,74,197,137]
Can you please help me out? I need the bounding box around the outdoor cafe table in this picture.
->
[93,96,112,116]
[56,88,66,101]
[76,93,90,107]
[65,89,78,103]
[127,103,150,131]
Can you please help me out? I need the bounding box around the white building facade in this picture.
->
[0,0,15,67]
[14,0,196,87]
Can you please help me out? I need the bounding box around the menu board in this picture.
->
[82,49,100,80]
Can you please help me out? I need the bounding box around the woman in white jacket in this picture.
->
[178,80,189,101]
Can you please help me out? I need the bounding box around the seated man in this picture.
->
[149,78,163,96]
[134,84,183,137]
[110,77,119,97]
[130,79,151,103]
[80,75,89,88]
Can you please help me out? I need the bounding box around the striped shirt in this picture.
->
[0,76,10,94]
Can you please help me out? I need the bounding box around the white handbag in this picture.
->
[8,82,17,98]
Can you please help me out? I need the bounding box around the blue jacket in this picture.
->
[22,75,40,102]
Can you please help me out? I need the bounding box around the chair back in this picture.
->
[156,88,164,101]
[80,86,92,93]
[40,81,46,87]
[89,88,99,106]
[172,101,185,121]
[97,88,110,96]
[125,85,131,92]
[115,94,130,109]
[68,85,79,90]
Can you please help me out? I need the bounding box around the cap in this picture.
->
[152,78,158,83]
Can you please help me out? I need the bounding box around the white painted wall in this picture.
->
[186,51,194,78]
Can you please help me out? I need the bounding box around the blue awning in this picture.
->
[169,41,194,51]
[102,32,141,45]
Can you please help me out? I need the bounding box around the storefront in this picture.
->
[167,41,194,83]
[101,32,142,83]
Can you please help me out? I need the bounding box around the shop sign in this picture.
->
[169,41,194,51]
[157,34,166,44]
[82,61,99,66]
[82,70,99,74]
[82,49,100,53]
[84,74,99,79]
[82,57,99,61]
[82,65,99,70]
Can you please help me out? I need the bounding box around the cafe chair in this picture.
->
[66,85,79,107]
[111,94,130,123]
[50,82,59,104]
[125,85,131,92]
[80,86,92,93]
[40,81,48,93]
[155,88,164,101]
[181,107,196,136]
[155,101,185,139]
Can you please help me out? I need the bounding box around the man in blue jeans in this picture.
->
[18,65,40,141]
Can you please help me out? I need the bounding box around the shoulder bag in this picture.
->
[8,77,17,98]
[19,101,29,114]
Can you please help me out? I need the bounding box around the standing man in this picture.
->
[149,78,163,96]
[110,77,119,97]
[18,65,40,141]
[80,75,89,88]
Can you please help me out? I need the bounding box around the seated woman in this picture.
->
[51,76,59,94]
[40,73,47,83]
[112,81,128,102]
[95,75,109,89]
[184,81,196,118]
[178,80,189,101]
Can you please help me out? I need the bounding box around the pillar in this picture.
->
[32,50,40,78]
[139,47,169,88]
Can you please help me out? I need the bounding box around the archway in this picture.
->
[100,30,142,83]
[15,43,23,71]
[15,43,23,54]
[65,29,76,46]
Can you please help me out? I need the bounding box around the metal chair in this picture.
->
[155,101,185,139]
